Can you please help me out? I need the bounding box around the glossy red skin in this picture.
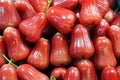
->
[52,0,78,10]
[47,6,76,34]
[17,64,49,80]
[0,0,21,30]
[101,66,119,80]
[3,27,30,62]
[19,12,47,42]
[51,67,67,79]
[0,36,6,67]
[93,36,117,70]
[14,0,37,19]
[27,38,50,70]
[50,33,71,67]
[104,8,115,23]
[116,66,120,79]
[79,0,102,26]
[96,0,109,16]
[93,19,110,41]
[0,64,18,80]
[108,25,120,58]
[63,66,81,80]
[69,24,94,59]
[29,0,48,12]
[76,59,98,80]
[112,14,120,27]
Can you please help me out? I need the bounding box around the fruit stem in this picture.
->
[56,32,61,35]
[50,76,56,80]
[44,0,52,13]
[2,54,18,68]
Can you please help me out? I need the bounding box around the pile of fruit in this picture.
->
[0,0,120,80]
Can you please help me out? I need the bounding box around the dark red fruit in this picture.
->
[50,32,71,67]
[69,24,94,59]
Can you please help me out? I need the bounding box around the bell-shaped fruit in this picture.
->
[3,27,30,62]
[17,64,49,80]
[79,0,102,26]
[50,32,71,67]
[76,59,98,80]
[104,8,115,23]
[92,19,110,41]
[93,36,117,70]
[101,66,119,80]
[108,25,120,58]
[27,38,50,70]
[14,0,37,19]
[0,0,21,30]
[19,12,47,42]
[47,6,76,34]
[63,66,81,80]
[0,64,18,80]
[69,24,94,59]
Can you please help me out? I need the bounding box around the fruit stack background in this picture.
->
[0,0,120,80]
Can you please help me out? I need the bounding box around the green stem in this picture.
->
[50,76,56,80]
[2,54,18,68]
[44,0,52,13]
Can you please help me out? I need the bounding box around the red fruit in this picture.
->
[69,24,94,59]
[96,0,109,16]
[93,36,117,70]
[19,12,47,42]
[0,36,6,67]
[47,6,76,34]
[108,25,120,58]
[0,64,18,80]
[27,38,50,70]
[63,66,81,80]
[101,66,119,80]
[104,8,115,23]
[52,0,78,10]
[29,0,48,12]
[0,0,21,30]
[51,67,67,79]
[17,64,49,80]
[112,14,120,27]
[50,32,71,67]
[76,59,98,80]
[92,19,110,41]
[14,0,37,19]
[3,27,30,62]
[79,0,102,26]
[116,66,120,79]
